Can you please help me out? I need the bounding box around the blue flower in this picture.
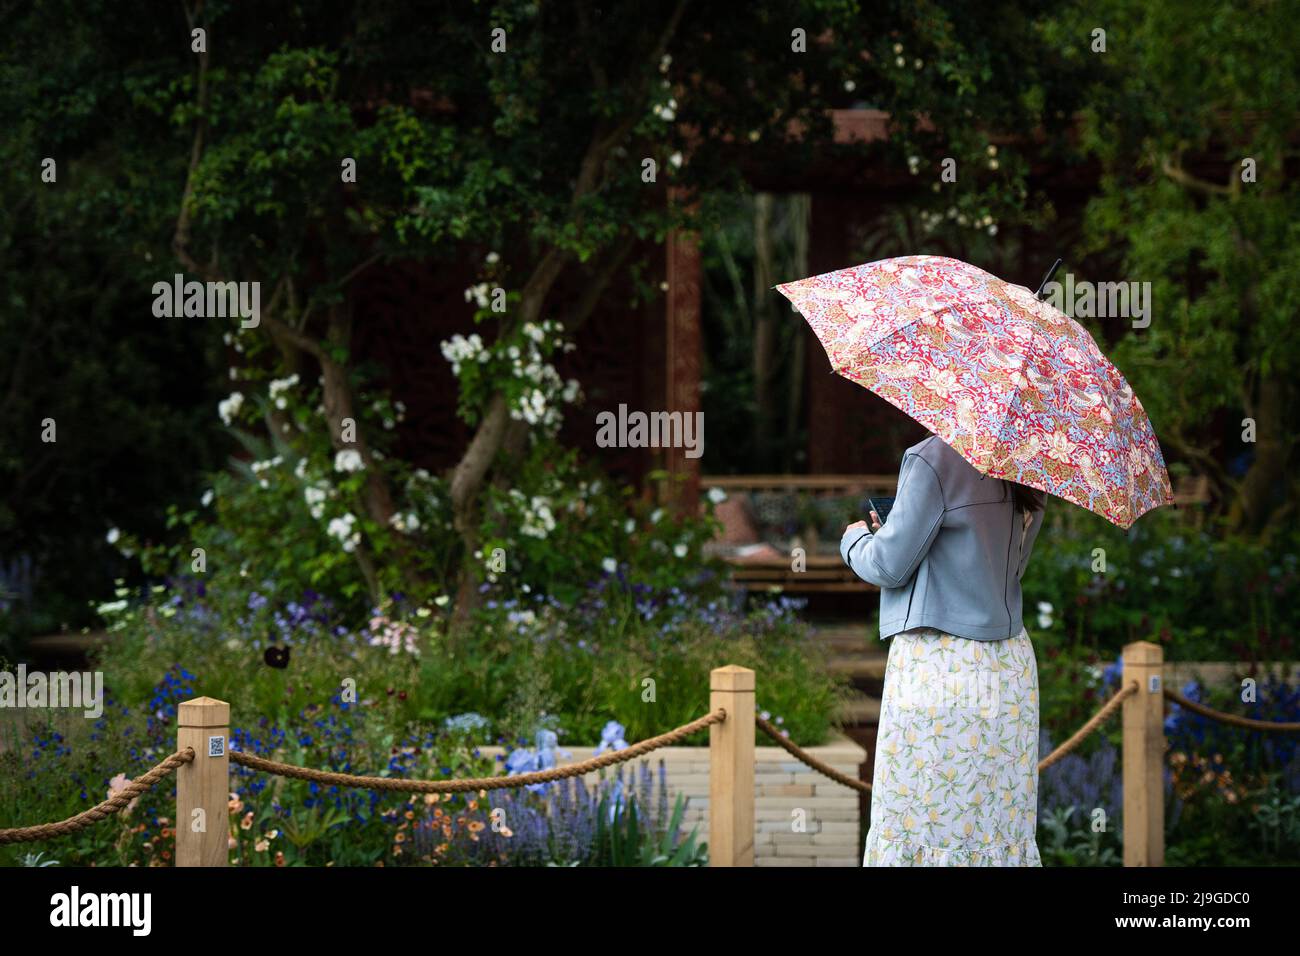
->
[595,721,627,754]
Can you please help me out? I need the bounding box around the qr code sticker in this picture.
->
[208,735,226,757]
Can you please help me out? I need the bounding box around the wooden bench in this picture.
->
[703,472,1211,593]
[703,475,895,592]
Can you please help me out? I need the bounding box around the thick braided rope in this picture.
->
[757,683,1138,791]
[755,715,871,794]
[1164,688,1300,732]
[230,708,727,793]
[0,748,195,846]
[1037,681,1137,771]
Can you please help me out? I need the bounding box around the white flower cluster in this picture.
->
[389,511,421,533]
[440,333,489,376]
[652,96,678,122]
[334,449,365,473]
[367,615,421,657]
[268,373,300,410]
[1037,601,1054,630]
[303,484,332,520]
[510,490,557,539]
[105,527,134,558]
[372,398,407,431]
[463,283,492,309]
[250,456,283,489]
[508,321,580,429]
[443,321,580,432]
[222,330,246,354]
[327,513,361,553]
[218,392,244,426]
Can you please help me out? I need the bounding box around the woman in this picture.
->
[841,433,1046,866]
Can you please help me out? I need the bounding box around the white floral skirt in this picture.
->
[863,626,1042,867]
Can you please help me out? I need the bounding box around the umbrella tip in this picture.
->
[1034,258,1063,301]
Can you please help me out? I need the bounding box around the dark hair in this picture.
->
[1008,480,1045,515]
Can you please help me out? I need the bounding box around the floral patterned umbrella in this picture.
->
[776,255,1174,529]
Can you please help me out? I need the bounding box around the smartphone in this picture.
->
[867,496,895,525]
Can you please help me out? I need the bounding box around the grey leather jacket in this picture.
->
[839,435,1045,642]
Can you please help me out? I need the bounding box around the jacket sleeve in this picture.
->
[1016,505,1045,579]
[839,453,945,589]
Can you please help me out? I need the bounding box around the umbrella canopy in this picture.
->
[776,254,1174,529]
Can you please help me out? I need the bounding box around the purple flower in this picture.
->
[595,721,627,755]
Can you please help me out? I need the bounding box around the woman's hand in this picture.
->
[847,511,883,535]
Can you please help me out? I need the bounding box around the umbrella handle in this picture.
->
[1034,258,1063,301]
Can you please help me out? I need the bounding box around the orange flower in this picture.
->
[240,811,254,831]
[467,820,485,833]
[274,851,286,867]
[394,832,406,844]
[404,810,415,820]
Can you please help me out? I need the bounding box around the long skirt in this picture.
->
[862,625,1042,867]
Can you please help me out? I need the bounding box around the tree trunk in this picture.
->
[752,193,777,469]
[1227,373,1291,536]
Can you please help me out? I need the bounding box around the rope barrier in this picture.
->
[755,715,872,794]
[229,708,728,794]
[1037,681,1137,771]
[756,682,1140,793]
[0,748,195,846]
[1163,688,1300,732]
[7,674,1298,848]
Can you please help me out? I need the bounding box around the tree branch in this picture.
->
[174,0,215,280]
[1160,156,1233,197]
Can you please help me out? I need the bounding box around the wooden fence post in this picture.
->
[176,696,230,867]
[1122,642,1165,867]
[709,665,755,867]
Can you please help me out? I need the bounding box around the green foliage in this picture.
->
[417,586,846,749]
[591,791,708,867]
[1021,507,1299,666]
[1059,0,1300,528]
[477,444,727,605]
[1038,806,1122,866]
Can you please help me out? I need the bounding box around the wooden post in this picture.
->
[709,665,755,867]
[176,696,230,867]
[1122,642,1165,867]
